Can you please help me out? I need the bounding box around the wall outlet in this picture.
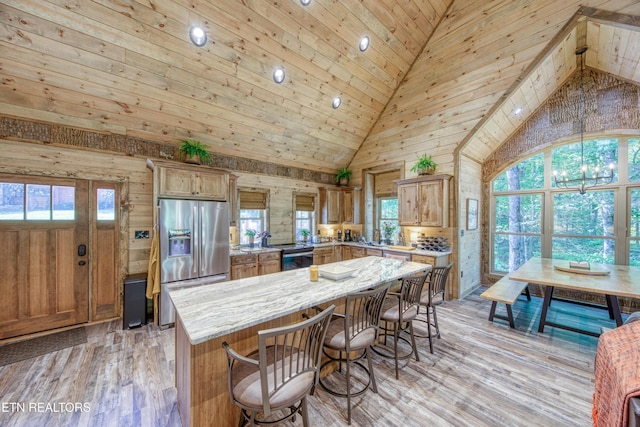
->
[460,229,464,236]
[460,270,464,278]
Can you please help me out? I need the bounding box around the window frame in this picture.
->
[376,196,399,236]
[490,135,636,272]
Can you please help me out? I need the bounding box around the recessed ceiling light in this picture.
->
[514,107,522,115]
[332,96,342,109]
[273,68,285,84]
[300,0,311,5]
[189,26,207,47]
[359,36,370,51]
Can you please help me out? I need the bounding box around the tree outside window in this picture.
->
[490,137,640,272]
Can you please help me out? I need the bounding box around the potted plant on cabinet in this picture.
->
[300,229,311,243]
[335,167,352,186]
[179,139,211,165]
[410,154,437,176]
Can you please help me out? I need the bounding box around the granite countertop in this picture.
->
[229,247,282,256]
[229,241,450,258]
[169,256,431,345]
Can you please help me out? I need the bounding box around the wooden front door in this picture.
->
[0,174,89,339]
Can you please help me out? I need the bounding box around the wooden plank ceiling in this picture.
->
[0,0,639,175]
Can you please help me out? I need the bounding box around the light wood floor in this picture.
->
[0,288,613,427]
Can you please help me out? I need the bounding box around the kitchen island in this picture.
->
[169,256,431,426]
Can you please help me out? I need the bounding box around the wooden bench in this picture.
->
[480,277,531,328]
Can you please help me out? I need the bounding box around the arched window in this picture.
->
[490,136,640,272]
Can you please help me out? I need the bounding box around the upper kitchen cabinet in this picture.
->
[148,159,229,201]
[319,187,361,224]
[342,187,361,224]
[396,175,451,227]
[319,188,341,224]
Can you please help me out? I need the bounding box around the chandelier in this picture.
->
[553,46,614,195]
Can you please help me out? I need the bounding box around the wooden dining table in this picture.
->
[508,257,640,337]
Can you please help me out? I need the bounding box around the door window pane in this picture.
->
[26,184,50,220]
[629,139,640,182]
[0,182,24,220]
[52,186,75,220]
[97,188,115,220]
[553,191,614,236]
[493,153,544,192]
[493,234,541,272]
[494,195,542,233]
[552,237,615,264]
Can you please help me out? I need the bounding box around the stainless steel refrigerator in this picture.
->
[159,199,229,327]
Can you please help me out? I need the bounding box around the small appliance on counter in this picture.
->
[337,230,343,242]
[344,230,351,241]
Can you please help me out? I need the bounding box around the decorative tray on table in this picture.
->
[318,265,355,280]
[553,263,610,276]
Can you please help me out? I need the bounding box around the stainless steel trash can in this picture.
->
[123,273,147,329]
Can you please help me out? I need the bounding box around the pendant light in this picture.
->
[553,47,615,194]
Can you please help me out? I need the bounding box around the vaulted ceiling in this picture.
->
[1,1,639,175]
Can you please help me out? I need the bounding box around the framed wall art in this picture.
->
[467,198,478,230]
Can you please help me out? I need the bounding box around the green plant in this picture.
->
[335,167,352,184]
[179,139,211,163]
[300,229,311,238]
[410,154,437,175]
[382,221,396,237]
[244,229,257,238]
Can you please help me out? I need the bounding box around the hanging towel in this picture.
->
[146,228,160,300]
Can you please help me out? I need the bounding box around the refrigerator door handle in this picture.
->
[199,204,206,277]
[191,204,199,277]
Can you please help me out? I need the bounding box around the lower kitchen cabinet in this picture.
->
[231,252,282,280]
[411,253,448,267]
[258,252,281,275]
[313,246,339,265]
[366,248,383,257]
[230,255,258,280]
[344,246,366,259]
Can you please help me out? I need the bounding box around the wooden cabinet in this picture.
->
[319,187,361,224]
[230,255,258,280]
[383,250,411,261]
[319,188,342,224]
[231,252,281,279]
[411,253,448,267]
[396,175,451,227]
[313,246,337,265]
[342,246,368,260]
[155,163,228,200]
[366,248,383,257]
[342,187,361,224]
[258,252,281,275]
